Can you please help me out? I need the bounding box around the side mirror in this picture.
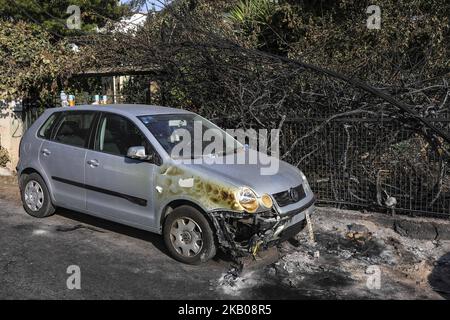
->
[127,146,147,160]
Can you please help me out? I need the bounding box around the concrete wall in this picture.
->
[0,101,24,171]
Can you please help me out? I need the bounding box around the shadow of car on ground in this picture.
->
[54,207,235,265]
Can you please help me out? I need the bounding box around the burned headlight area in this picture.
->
[208,209,292,257]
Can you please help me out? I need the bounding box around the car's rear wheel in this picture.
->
[20,173,55,218]
[163,205,216,264]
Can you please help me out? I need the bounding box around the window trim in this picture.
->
[87,112,101,150]
[92,111,162,165]
[36,111,62,141]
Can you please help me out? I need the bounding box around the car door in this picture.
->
[84,112,160,230]
[39,111,95,210]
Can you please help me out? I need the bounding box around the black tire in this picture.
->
[20,173,55,218]
[163,205,217,265]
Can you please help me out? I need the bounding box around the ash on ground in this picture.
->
[214,208,450,299]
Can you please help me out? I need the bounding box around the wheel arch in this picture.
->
[159,199,210,231]
[19,167,55,203]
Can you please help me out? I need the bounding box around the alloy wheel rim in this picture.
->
[24,180,44,212]
[170,217,203,257]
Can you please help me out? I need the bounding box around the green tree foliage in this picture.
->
[0,21,81,100]
[226,0,297,55]
[0,0,130,101]
[86,0,449,114]
[0,0,129,38]
[226,0,449,84]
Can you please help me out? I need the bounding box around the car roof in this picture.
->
[47,104,193,117]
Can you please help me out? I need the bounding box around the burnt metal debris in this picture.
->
[209,198,314,258]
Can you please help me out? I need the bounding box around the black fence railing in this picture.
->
[22,102,44,131]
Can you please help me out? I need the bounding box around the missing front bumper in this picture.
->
[208,197,315,257]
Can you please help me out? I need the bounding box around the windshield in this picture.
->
[139,114,243,159]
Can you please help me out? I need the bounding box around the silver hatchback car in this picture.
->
[17,105,315,264]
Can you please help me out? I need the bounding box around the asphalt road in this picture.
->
[0,197,233,299]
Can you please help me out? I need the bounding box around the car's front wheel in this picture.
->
[20,173,55,218]
[163,205,217,264]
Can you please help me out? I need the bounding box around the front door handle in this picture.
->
[87,159,99,167]
[41,148,51,156]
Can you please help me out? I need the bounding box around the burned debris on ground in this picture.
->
[214,207,450,299]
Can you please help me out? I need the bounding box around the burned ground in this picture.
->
[214,208,450,299]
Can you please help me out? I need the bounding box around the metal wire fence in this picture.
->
[278,117,450,218]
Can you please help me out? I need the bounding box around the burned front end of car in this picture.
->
[155,163,315,258]
[209,193,316,258]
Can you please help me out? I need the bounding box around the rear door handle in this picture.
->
[41,148,51,156]
[87,159,99,167]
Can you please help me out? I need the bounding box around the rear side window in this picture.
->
[53,112,95,148]
[38,113,58,139]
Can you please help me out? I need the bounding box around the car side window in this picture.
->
[95,113,157,160]
[53,112,95,148]
[38,113,58,139]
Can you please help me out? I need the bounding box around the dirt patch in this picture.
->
[394,220,438,240]
[384,236,419,264]
[0,176,20,205]
[393,219,450,241]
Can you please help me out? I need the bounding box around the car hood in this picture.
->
[177,151,304,196]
